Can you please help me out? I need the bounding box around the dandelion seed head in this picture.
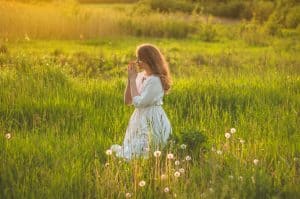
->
[175,160,180,165]
[125,192,132,198]
[230,128,236,134]
[180,144,187,149]
[179,168,185,173]
[164,187,170,193]
[240,139,245,144]
[167,153,174,160]
[253,159,259,165]
[185,156,192,161]
[138,180,146,187]
[153,150,161,157]
[174,171,180,178]
[225,132,231,139]
[5,133,11,140]
[105,149,112,156]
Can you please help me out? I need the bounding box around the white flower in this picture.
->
[125,192,132,198]
[138,180,146,187]
[167,153,174,160]
[180,144,187,149]
[105,149,112,155]
[216,150,222,155]
[179,168,185,173]
[161,174,167,180]
[225,132,231,139]
[153,150,161,157]
[185,156,191,161]
[175,160,180,165]
[5,133,11,140]
[174,171,180,178]
[105,162,110,167]
[230,128,236,134]
[253,159,259,165]
[240,139,245,144]
[164,187,170,193]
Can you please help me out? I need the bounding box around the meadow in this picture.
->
[1,0,300,198]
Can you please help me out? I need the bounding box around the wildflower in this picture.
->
[240,139,245,144]
[167,153,174,160]
[125,193,132,198]
[174,171,180,178]
[185,156,191,161]
[179,168,185,173]
[175,160,180,165]
[153,150,161,157]
[161,174,167,180]
[225,132,231,139]
[164,187,170,193]
[230,128,236,134]
[5,133,11,140]
[253,159,259,165]
[138,180,146,187]
[106,149,112,155]
[180,144,187,149]
[24,34,30,41]
[216,150,222,155]
[105,162,110,167]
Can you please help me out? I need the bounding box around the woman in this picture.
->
[110,43,172,160]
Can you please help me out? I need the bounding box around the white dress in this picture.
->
[110,71,172,160]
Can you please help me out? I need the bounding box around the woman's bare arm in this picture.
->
[124,78,132,105]
[129,78,139,98]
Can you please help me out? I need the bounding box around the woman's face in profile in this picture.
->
[136,58,144,70]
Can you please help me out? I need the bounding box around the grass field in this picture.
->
[1,1,300,199]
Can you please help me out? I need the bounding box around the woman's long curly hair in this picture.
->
[136,44,172,94]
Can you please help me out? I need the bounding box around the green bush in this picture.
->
[239,20,269,46]
[0,44,8,54]
[119,14,196,38]
[144,0,195,13]
[285,6,300,28]
[252,1,275,23]
[205,0,248,19]
[263,11,282,36]
[198,23,218,42]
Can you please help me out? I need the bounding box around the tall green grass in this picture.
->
[0,35,299,198]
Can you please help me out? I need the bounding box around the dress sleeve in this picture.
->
[132,77,161,108]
